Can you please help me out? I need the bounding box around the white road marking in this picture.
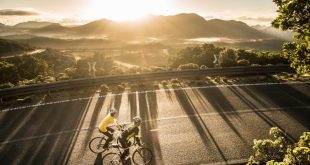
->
[1,105,309,145]
[1,81,309,113]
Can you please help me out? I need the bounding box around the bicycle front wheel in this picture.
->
[102,153,121,165]
[89,137,107,153]
[132,147,153,165]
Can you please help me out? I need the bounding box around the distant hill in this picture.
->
[0,13,294,51]
[14,21,58,29]
[0,39,34,57]
[30,23,71,35]
[73,19,117,37]
[69,13,269,39]
[0,23,9,32]
[0,13,274,40]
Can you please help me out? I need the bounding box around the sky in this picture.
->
[0,0,279,26]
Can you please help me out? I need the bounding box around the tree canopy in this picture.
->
[272,0,310,74]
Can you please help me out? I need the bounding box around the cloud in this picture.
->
[237,16,274,22]
[0,9,39,16]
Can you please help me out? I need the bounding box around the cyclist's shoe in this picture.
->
[111,143,119,148]
[122,156,131,164]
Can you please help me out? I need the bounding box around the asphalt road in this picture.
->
[0,82,309,165]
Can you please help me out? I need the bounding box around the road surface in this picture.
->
[0,82,309,164]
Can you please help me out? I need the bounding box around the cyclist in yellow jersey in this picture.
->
[98,108,121,148]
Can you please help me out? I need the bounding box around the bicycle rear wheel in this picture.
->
[102,153,121,165]
[89,137,107,153]
[132,147,153,165]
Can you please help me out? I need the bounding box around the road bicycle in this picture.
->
[89,125,136,154]
[102,143,153,165]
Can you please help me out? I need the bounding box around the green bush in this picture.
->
[17,79,36,86]
[0,82,15,89]
[251,64,261,67]
[117,84,125,92]
[247,127,310,165]
[57,73,70,80]
[110,66,124,74]
[177,63,199,70]
[151,66,167,72]
[64,67,78,78]
[100,84,109,93]
[170,78,179,84]
[200,65,208,69]
[161,80,168,87]
[43,76,56,83]
[237,59,250,66]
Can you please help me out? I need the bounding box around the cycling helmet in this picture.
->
[109,108,117,114]
[133,116,142,123]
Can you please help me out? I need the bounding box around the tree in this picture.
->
[272,0,310,74]
[220,48,238,67]
[247,127,310,165]
[169,44,221,68]
[0,61,18,84]
[17,55,49,80]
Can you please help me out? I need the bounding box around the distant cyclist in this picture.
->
[119,116,142,162]
[98,108,121,149]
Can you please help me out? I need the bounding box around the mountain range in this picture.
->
[0,13,293,51]
[0,13,288,39]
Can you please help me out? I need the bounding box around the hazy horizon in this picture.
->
[0,0,278,26]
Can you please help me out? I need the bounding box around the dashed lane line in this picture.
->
[1,81,309,113]
[1,105,309,145]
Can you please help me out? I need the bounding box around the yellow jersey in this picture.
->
[98,114,116,132]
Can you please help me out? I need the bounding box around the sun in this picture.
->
[84,0,159,21]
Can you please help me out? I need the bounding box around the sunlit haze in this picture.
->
[82,0,171,21]
[0,0,278,26]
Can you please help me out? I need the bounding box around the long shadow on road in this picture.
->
[196,87,247,143]
[223,83,291,141]
[138,91,163,165]
[81,95,106,154]
[128,92,137,119]
[241,84,310,139]
[173,89,228,163]
[113,93,123,111]
[0,90,96,164]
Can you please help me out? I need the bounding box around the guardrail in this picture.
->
[0,65,293,98]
